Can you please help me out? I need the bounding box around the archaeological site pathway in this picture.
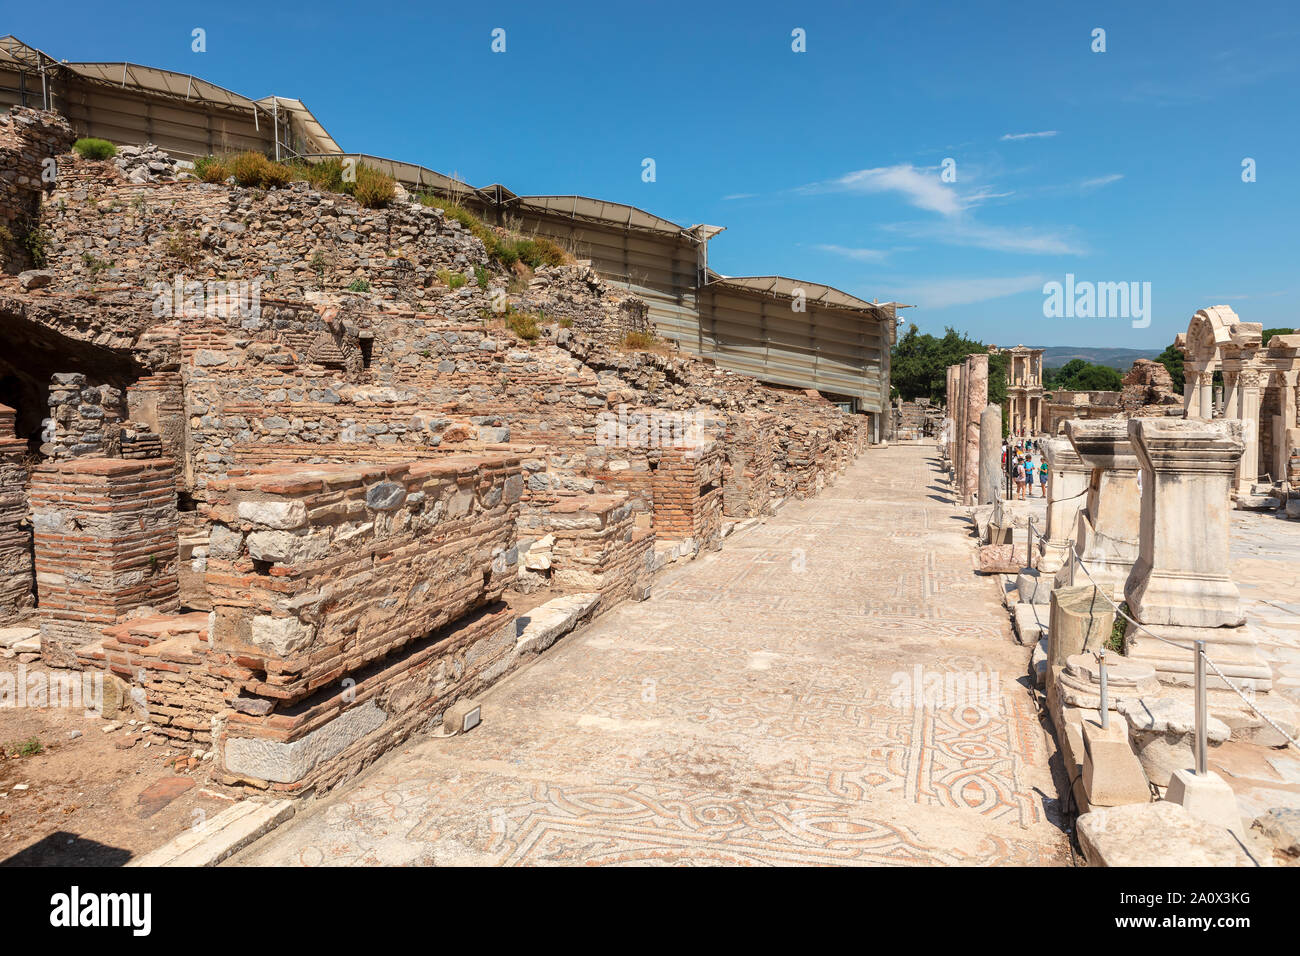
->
[238,445,1070,866]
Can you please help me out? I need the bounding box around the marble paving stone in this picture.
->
[234,446,1070,867]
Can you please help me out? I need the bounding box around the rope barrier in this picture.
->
[1023,516,1300,752]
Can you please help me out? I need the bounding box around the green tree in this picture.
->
[1155,342,1184,392]
[1263,327,1295,346]
[891,326,1001,404]
[1050,358,1123,391]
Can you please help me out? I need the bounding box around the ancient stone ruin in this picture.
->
[0,108,871,795]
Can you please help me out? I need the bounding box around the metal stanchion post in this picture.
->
[1098,649,1109,729]
[1195,640,1208,775]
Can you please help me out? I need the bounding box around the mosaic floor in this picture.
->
[236,445,1072,866]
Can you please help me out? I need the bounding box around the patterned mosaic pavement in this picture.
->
[236,444,1072,866]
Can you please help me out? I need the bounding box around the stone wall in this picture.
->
[201,455,520,789]
[722,411,776,517]
[0,403,35,624]
[543,493,655,604]
[29,457,180,666]
[0,108,75,268]
[43,372,127,458]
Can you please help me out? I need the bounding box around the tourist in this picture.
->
[1014,456,1027,500]
[1038,458,1048,497]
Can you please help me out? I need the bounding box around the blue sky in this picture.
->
[10,0,1299,350]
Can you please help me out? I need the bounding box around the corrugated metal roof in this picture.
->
[3,35,341,155]
[0,35,57,68]
[505,195,696,240]
[65,60,257,111]
[254,96,341,155]
[711,275,905,315]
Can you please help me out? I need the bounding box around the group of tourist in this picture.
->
[1002,438,1047,500]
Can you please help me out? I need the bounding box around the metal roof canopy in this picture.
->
[501,194,698,241]
[1,35,341,155]
[709,275,907,345]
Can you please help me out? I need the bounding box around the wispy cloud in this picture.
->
[879,275,1048,309]
[1081,174,1124,189]
[721,192,755,201]
[816,243,891,263]
[884,220,1085,256]
[1000,130,1058,141]
[803,164,963,216]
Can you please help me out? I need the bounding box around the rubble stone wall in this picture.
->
[0,108,75,265]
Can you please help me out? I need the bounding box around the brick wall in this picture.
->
[196,453,522,790]
[0,403,35,624]
[29,457,180,666]
[544,493,654,603]
[652,440,724,548]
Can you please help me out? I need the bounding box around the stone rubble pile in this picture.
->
[113,143,185,184]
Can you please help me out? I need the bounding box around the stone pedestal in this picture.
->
[1038,437,1090,574]
[1165,769,1242,833]
[978,404,1001,505]
[1122,418,1273,692]
[1124,418,1244,627]
[1083,718,1151,808]
[1057,419,1142,599]
[1047,585,1115,668]
[1055,653,1160,711]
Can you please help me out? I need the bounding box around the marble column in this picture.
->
[1122,418,1272,691]
[961,354,988,506]
[1223,370,1239,420]
[979,404,1001,505]
[1238,368,1262,493]
[1183,367,1199,418]
[1038,437,1091,574]
[1056,419,1142,599]
[1198,370,1214,421]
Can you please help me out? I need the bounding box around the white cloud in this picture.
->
[806,164,963,216]
[1081,174,1124,189]
[721,192,755,201]
[1000,130,1058,141]
[816,243,890,262]
[882,275,1048,309]
[884,220,1085,256]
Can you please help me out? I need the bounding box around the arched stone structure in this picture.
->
[1177,305,1300,497]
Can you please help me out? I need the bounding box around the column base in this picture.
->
[1123,621,1272,692]
[1125,566,1245,629]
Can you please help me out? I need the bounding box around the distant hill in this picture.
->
[1035,346,1161,371]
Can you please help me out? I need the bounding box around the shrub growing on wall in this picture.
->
[350,164,396,209]
[73,137,117,160]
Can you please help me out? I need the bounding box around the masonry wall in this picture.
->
[29,457,180,666]
[0,403,35,624]
[0,107,75,266]
[201,455,521,788]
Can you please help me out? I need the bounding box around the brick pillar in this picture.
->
[0,403,35,624]
[652,440,723,549]
[29,458,180,667]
